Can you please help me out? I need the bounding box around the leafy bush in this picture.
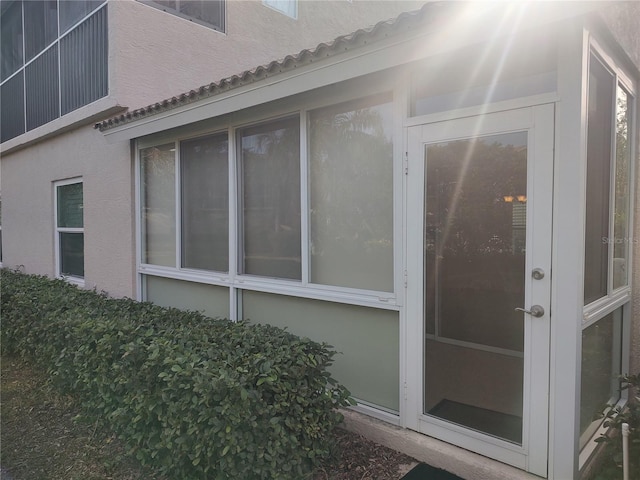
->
[1,269,353,479]
[592,373,640,480]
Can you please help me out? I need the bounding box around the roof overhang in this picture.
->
[100,2,600,143]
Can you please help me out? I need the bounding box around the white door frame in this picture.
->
[405,104,554,477]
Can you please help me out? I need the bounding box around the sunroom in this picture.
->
[97,3,638,479]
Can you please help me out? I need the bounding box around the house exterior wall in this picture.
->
[0,126,135,298]
[110,0,424,112]
[1,2,639,479]
[0,0,424,298]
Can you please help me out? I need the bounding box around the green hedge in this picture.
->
[1,269,352,479]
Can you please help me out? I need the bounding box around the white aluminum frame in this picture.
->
[576,35,637,471]
[0,1,109,136]
[405,104,554,477]
[53,177,84,286]
[135,82,403,316]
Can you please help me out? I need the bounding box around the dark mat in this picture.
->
[428,399,522,444]
[401,463,465,480]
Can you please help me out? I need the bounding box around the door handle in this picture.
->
[515,305,545,317]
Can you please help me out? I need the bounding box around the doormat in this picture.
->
[400,462,465,480]
[428,399,522,444]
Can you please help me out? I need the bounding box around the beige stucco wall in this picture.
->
[109,0,424,111]
[0,127,135,298]
[0,0,424,298]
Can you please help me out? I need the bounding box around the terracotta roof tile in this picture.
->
[95,2,445,132]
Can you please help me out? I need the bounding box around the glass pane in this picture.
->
[263,0,297,18]
[23,0,58,62]
[309,94,394,292]
[179,1,224,30]
[579,309,622,448]
[584,54,615,304]
[57,182,83,228]
[411,39,556,117]
[144,275,230,319]
[239,117,301,280]
[424,132,528,444]
[141,144,176,267]
[60,232,84,277]
[243,290,399,411]
[60,0,102,33]
[181,133,229,272]
[612,86,631,290]
[1,0,23,81]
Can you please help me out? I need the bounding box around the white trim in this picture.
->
[138,266,401,311]
[299,111,309,287]
[403,93,559,128]
[405,105,553,477]
[174,140,181,269]
[583,288,631,326]
[425,335,524,359]
[134,140,143,301]
[54,177,85,287]
[349,401,400,426]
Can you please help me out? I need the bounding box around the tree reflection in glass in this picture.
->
[309,94,394,292]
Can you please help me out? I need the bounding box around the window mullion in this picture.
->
[300,110,309,285]
[175,140,181,270]
[606,74,618,296]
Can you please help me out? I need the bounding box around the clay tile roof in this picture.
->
[95,2,444,132]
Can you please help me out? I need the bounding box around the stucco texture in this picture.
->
[0,126,135,298]
[109,0,424,111]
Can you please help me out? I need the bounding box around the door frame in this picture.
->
[404,104,554,476]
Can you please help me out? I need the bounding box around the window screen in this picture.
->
[181,133,229,272]
[23,0,58,62]
[309,94,394,292]
[1,0,23,81]
[238,116,301,280]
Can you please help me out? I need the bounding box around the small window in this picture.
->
[238,116,301,280]
[55,180,84,282]
[263,0,297,19]
[139,1,225,32]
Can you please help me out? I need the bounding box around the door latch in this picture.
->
[515,305,545,317]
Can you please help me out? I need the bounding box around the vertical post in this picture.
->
[550,20,589,480]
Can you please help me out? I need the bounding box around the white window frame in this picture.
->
[135,82,402,315]
[137,1,226,33]
[578,38,636,465]
[54,177,84,286]
[262,0,297,19]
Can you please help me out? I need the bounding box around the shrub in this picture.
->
[592,373,640,480]
[1,269,353,479]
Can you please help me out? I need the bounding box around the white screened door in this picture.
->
[406,105,553,476]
